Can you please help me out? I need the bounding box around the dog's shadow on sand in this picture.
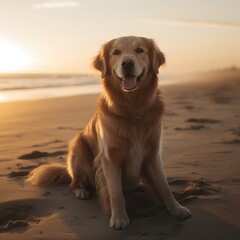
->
[126,191,163,218]
[126,178,220,219]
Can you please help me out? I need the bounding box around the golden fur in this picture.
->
[27,36,191,229]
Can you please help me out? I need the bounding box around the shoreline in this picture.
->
[0,84,102,103]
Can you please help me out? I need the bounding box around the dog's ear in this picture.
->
[92,48,107,78]
[149,39,165,74]
[92,40,114,78]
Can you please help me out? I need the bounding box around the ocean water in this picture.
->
[0,74,188,103]
[0,74,101,103]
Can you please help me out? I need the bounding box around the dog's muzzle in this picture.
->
[116,58,144,92]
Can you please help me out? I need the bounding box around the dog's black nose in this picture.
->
[122,58,134,71]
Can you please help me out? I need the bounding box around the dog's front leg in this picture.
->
[102,157,129,229]
[144,155,192,219]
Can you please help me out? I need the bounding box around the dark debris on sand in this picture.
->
[222,139,240,144]
[57,126,83,131]
[186,118,221,124]
[229,127,240,137]
[8,171,30,178]
[175,125,207,131]
[19,165,39,170]
[183,105,195,110]
[169,179,220,203]
[7,164,40,179]
[212,94,233,104]
[18,150,67,160]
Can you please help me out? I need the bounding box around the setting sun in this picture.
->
[0,39,32,73]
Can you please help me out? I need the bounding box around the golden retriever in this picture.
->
[27,36,191,229]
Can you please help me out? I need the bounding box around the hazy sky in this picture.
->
[0,0,240,74]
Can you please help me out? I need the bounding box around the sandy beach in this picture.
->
[0,70,240,239]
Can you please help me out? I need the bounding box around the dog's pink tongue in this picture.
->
[122,77,137,90]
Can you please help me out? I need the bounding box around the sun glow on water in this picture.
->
[0,39,32,73]
[0,93,5,102]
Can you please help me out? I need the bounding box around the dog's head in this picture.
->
[93,36,165,92]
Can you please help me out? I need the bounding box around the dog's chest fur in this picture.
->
[100,113,161,186]
[97,92,164,186]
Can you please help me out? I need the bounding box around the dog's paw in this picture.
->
[169,205,192,219]
[110,214,130,230]
[74,188,91,200]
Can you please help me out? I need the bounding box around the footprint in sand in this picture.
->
[0,200,42,232]
[229,126,240,137]
[221,127,240,144]
[183,105,195,110]
[212,94,233,104]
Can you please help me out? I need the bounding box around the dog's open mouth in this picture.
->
[116,69,145,92]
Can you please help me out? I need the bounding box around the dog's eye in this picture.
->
[135,48,144,53]
[113,49,121,55]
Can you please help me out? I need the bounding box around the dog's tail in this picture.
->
[26,164,71,186]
